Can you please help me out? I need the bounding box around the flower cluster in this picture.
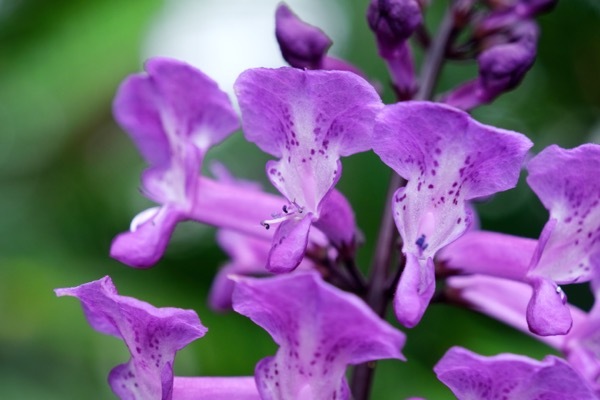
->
[57,1,600,399]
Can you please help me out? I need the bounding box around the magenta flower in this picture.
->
[440,144,600,335]
[235,67,382,272]
[55,276,208,400]
[232,272,406,400]
[434,346,597,400]
[373,101,532,327]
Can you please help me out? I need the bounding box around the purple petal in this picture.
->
[190,177,285,241]
[434,347,597,400]
[235,67,382,216]
[526,277,572,336]
[209,230,272,311]
[393,254,435,328]
[446,275,570,350]
[526,144,600,284]
[374,102,532,260]
[110,206,182,268]
[564,300,600,392]
[439,230,537,280]
[312,189,357,249]
[172,377,259,400]
[55,277,207,400]
[232,273,405,400]
[275,3,332,70]
[267,216,313,273]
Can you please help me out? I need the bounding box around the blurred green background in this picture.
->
[0,0,598,398]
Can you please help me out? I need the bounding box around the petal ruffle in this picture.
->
[526,144,600,283]
[55,277,207,400]
[434,347,597,400]
[232,273,405,400]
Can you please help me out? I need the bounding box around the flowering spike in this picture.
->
[55,277,207,400]
[232,273,405,400]
[373,101,532,327]
[235,67,382,271]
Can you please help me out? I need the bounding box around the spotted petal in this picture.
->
[235,67,382,215]
[434,347,597,400]
[232,273,405,400]
[374,101,532,327]
[527,144,600,284]
[55,277,207,400]
[374,101,532,259]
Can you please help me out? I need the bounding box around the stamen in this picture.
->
[260,201,305,229]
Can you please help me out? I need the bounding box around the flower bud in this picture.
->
[478,21,538,95]
[275,3,332,69]
[367,0,422,53]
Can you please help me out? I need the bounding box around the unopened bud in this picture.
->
[478,21,538,95]
[275,3,332,69]
[367,0,422,51]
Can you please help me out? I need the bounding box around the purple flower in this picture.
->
[440,144,600,335]
[372,101,532,327]
[367,0,422,99]
[232,272,406,400]
[445,274,600,393]
[55,276,207,400]
[275,3,364,76]
[434,346,597,400]
[235,67,382,272]
[111,58,287,268]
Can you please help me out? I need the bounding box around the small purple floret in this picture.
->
[55,276,207,400]
[232,272,406,400]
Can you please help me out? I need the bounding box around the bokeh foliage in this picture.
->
[0,0,598,398]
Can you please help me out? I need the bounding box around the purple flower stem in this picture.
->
[350,7,458,400]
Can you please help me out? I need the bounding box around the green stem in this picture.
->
[350,7,458,400]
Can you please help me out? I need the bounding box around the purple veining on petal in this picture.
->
[232,272,405,400]
[435,346,597,400]
[55,277,206,400]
